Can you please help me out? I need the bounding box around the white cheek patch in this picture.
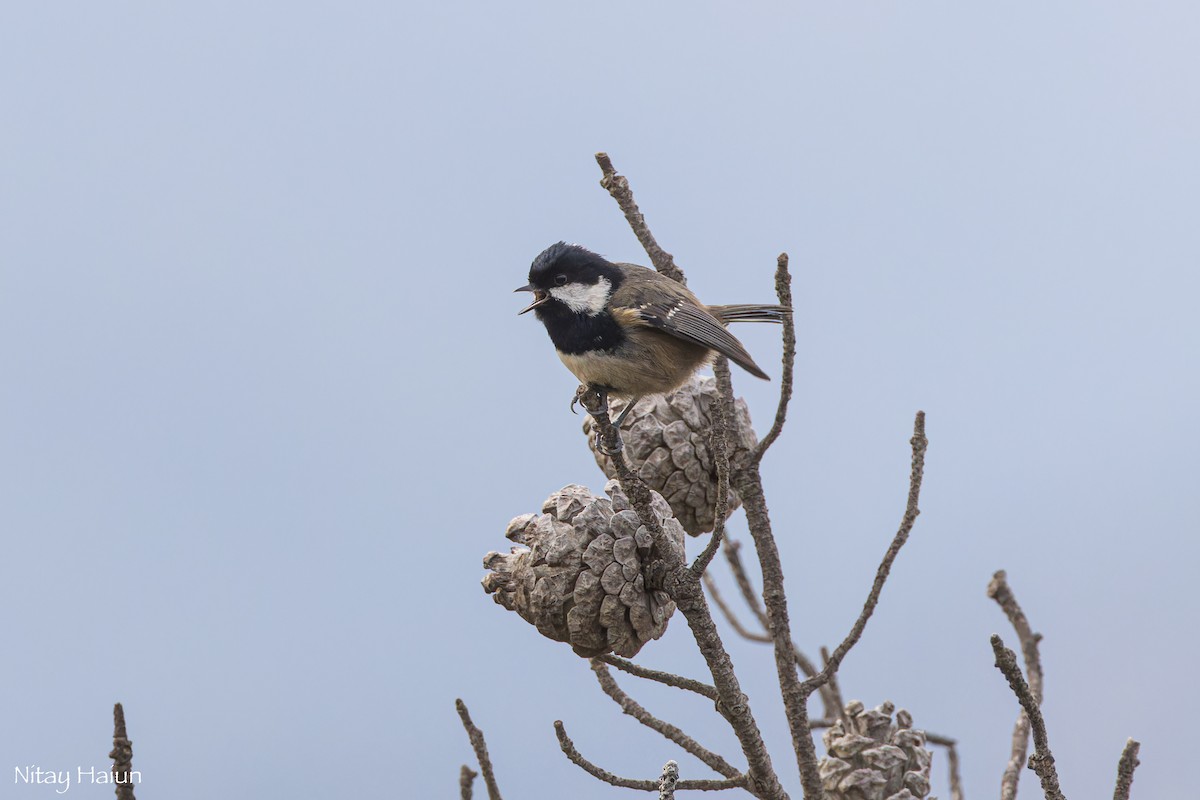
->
[549,277,612,315]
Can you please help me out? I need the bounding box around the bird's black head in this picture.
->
[515,242,624,317]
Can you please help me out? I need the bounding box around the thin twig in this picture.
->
[703,572,771,643]
[924,735,965,800]
[691,357,734,575]
[109,703,137,800]
[722,539,771,631]
[590,660,743,779]
[1112,738,1141,800]
[594,152,686,283]
[554,721,748,792]
[819,647,847,721]
[754,253,796,461]
[802,411,928,694]
[460,765,478,800]
[988,570,1044,800]
[597,654,719,700]
[990,635,1066,800]
[660,760,680,800]
[456,699,503,800]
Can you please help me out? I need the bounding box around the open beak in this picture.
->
[514,284,549,315]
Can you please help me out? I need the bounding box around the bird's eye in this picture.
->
[554,274,568,286]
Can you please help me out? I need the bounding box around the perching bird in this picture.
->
[516,242,788,428]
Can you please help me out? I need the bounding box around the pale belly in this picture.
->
[557,339,711,397]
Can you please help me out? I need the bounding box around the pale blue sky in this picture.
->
[2,3,1197,798]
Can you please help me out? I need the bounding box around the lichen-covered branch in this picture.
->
[987,570,1044,800]
[109,703,137,800]
[594,152,686,284]
[1112,738,1140,800]
[554,721,748,792]
[753,253,796,462]
[990,635,1066,800]
[590,660,742,779]
[597,654,719,700]
[456,699,503,800]
[660,760,681,799]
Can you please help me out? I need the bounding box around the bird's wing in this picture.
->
[617,298,770,380]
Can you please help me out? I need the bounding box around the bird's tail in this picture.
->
[709,304,791,324]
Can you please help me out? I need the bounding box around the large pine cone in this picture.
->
[583,376,757,536]
[818,701,934,800]
[481,481,685,658]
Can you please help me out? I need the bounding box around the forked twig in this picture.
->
[988,570,1044,800]
[456,699,503,800]
[990,635,1066,800]
[590,660,742,779]
[554,721,748,792]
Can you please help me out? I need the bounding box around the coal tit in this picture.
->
[516,242,788,426]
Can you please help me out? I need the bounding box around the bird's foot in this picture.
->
[595,430,625,456]
[574,384,610,417]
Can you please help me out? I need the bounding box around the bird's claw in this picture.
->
[595,430,625,456]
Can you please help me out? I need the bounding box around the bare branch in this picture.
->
[802,411,928,693]
[590,660,742,779]
[109,703,137,800]
[691,358,734,575]
[721,539,772,632]
[988,570,1044,800]
[923,734,965,800]
[580,390,788,800]
[990,635,1066,800]
[819,646,846,723]
[554,721,748,792]
[732,463,823,796]
[594,152,686,283]
[754,253,797,461]
[703,572,771,643]
[597,654,719,701]
[460,765,478,800]
[456,699,503,800]
[1112,739,1140,800]
[660,760,680,800]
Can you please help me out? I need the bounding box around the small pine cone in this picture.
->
[583,376,757,536]
[818,701,934,800]
[481,481,685,658]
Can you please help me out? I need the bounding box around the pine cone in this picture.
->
[481,481,685,658]
[818,701,934,800]
[583,376,757,536]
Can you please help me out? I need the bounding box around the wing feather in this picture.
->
[622,299,770,380]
